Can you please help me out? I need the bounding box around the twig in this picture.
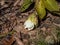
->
[13,0,20,6]
[14,37,24,45]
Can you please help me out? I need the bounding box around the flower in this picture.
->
[24,13,38,30]
[24,20,34,30]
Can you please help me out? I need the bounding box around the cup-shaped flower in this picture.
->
[24,13,38,30]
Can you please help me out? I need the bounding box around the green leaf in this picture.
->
[43,0,59,12]
[53,11,60,15]
[0,30,16,39]
[20,0,33,12]
[28,13,38,27]
[35,0,46,19]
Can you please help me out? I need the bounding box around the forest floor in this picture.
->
[0,0,60,45]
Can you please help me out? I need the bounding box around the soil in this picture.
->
[0,0,60,45]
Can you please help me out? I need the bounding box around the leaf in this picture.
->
[3,36,15,45]
[0,30,16,39]
[43,0,59,12]
[28,13,38,27]
[35,0,46,19]
[53,11,60,15]
[20,0,33,12]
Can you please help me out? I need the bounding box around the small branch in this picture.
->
[14,37,24,45]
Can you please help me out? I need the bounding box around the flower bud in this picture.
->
[24,13,38,30]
